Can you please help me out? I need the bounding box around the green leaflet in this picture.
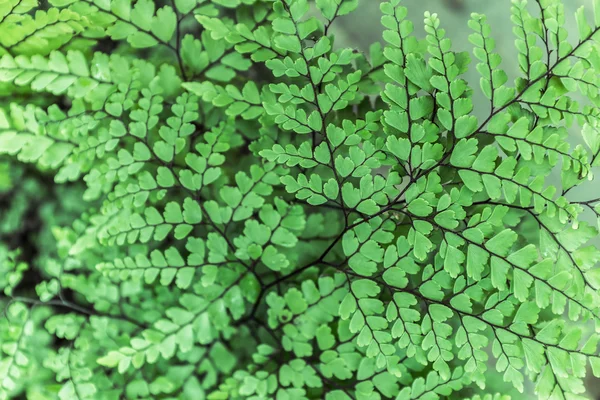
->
[1,0,600,399]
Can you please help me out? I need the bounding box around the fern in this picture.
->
[1,0,600,399]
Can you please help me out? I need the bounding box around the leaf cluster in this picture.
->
[1,0,600,399]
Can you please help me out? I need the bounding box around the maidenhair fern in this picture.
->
[1,0,600,398]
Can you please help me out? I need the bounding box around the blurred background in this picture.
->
[332,1,598,398]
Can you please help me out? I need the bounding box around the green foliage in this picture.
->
[2,0,600,399]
